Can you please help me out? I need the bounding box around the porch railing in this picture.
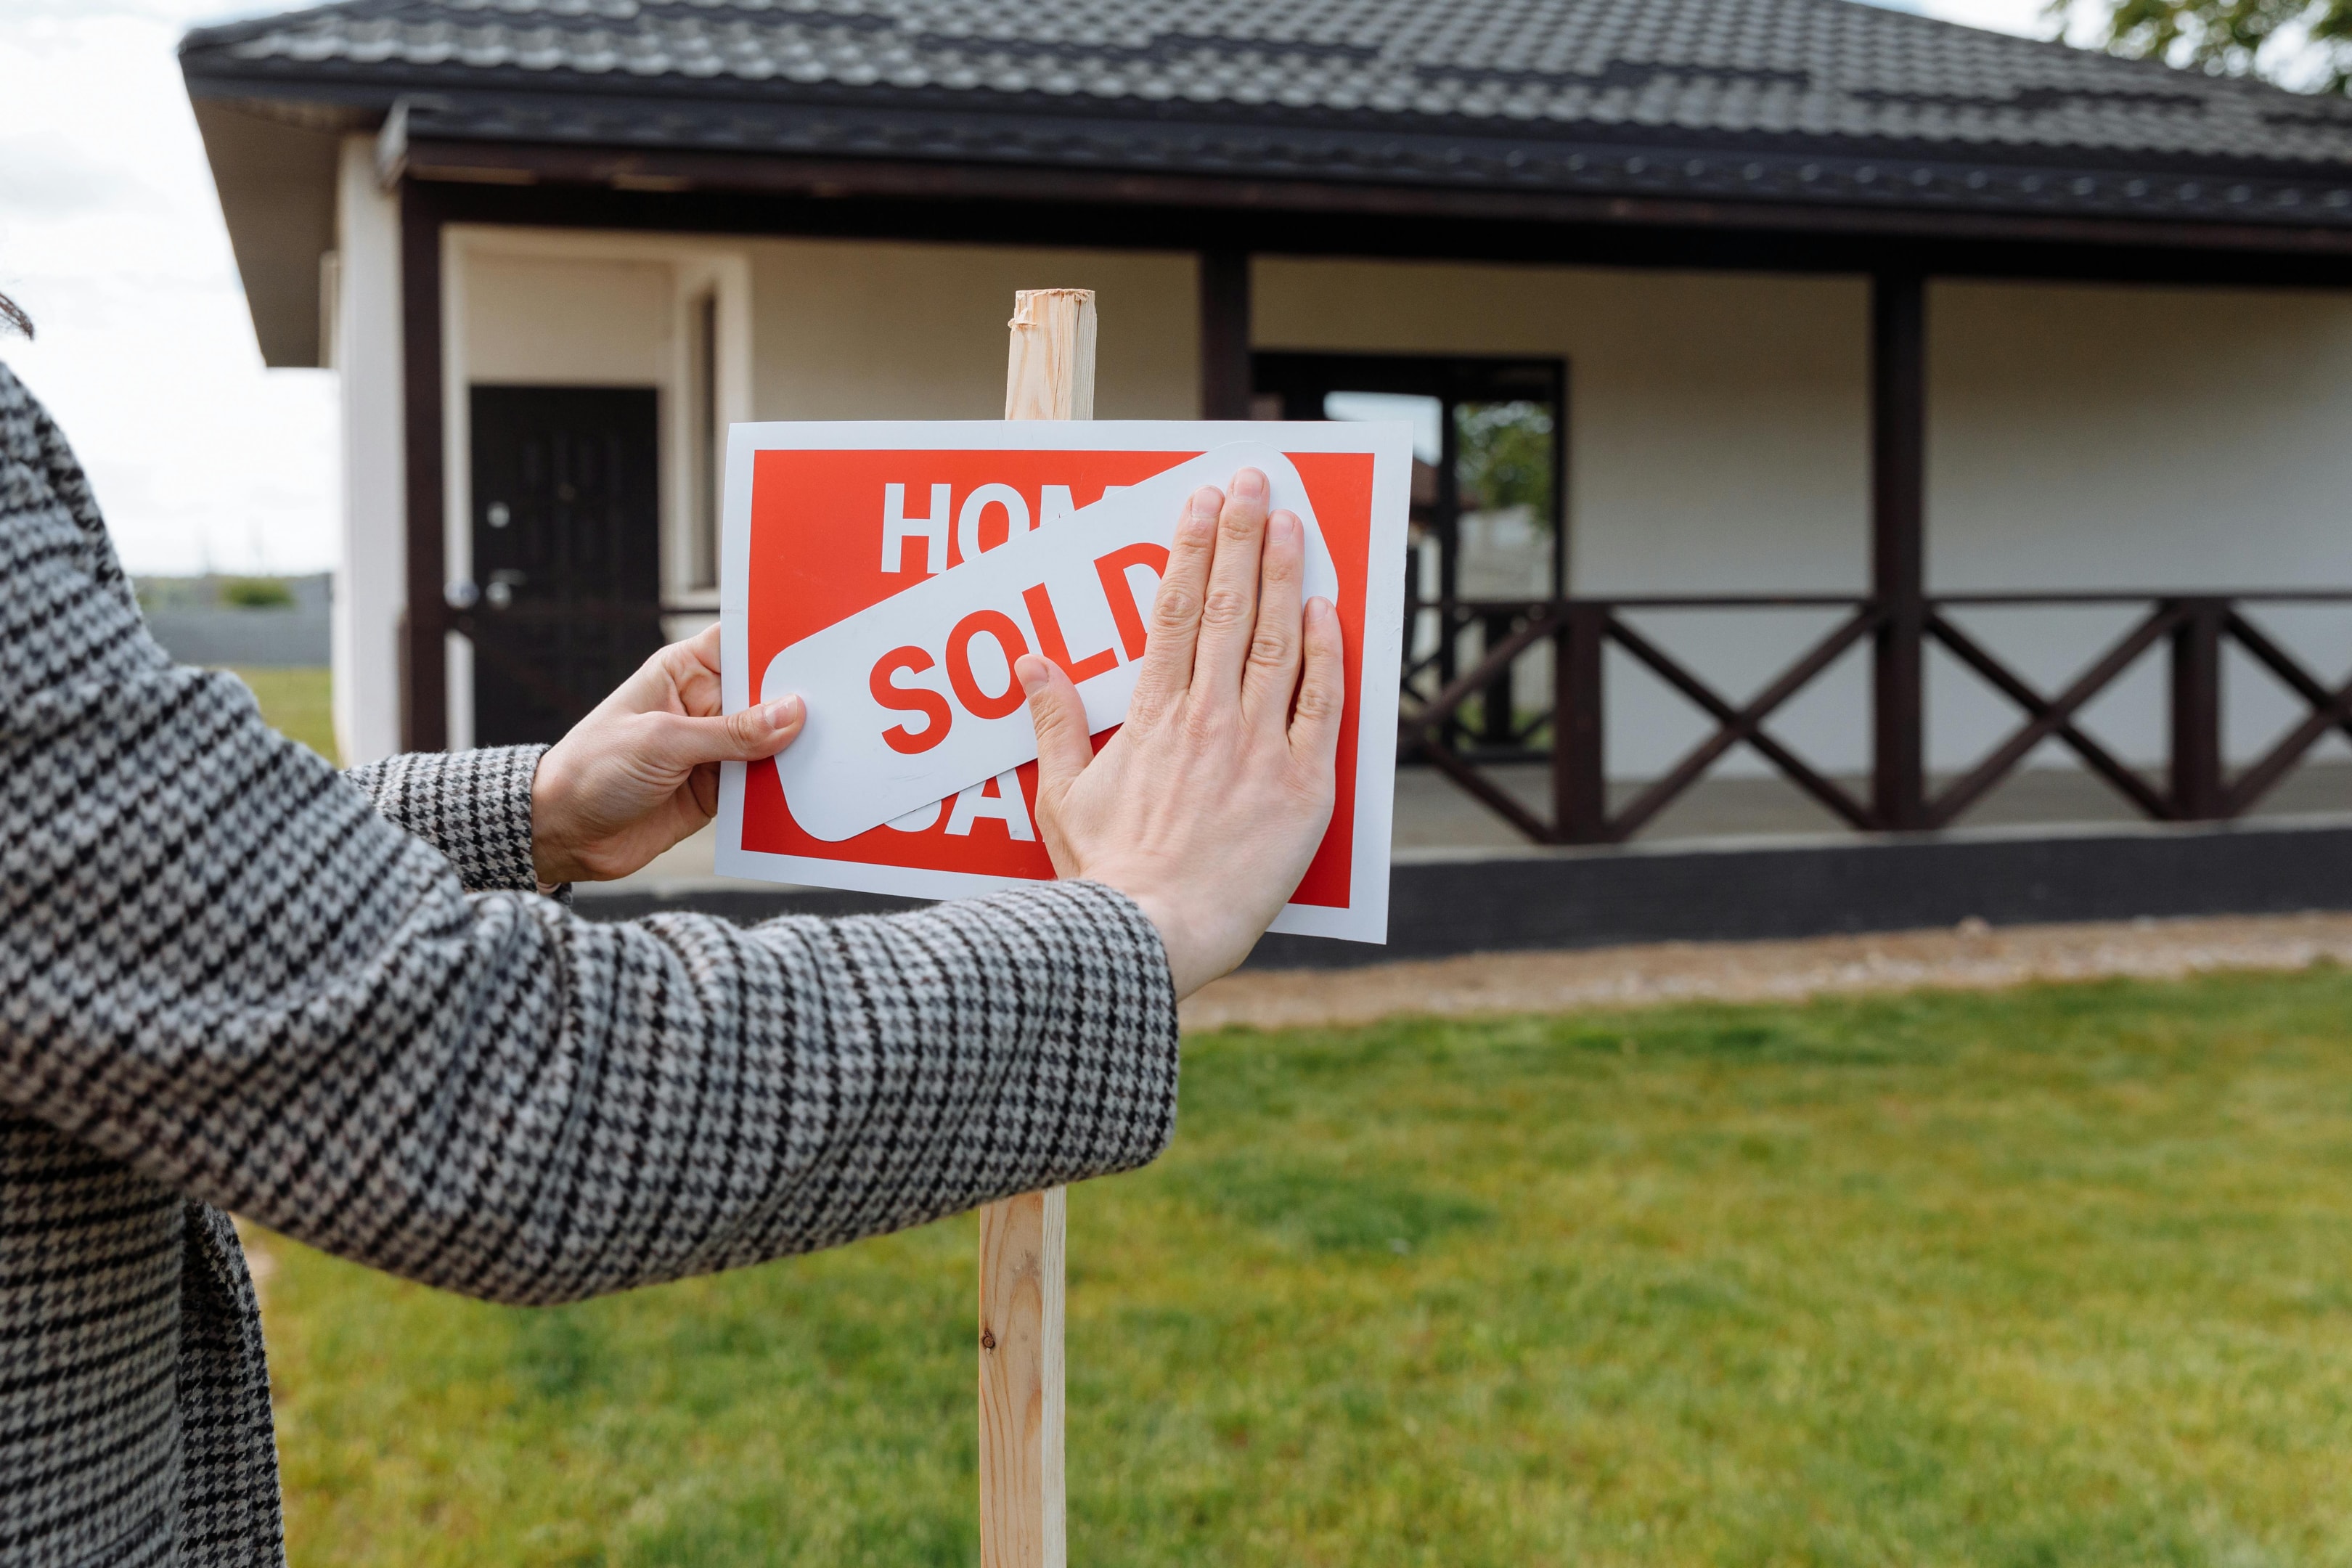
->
[1398,591,2352,846]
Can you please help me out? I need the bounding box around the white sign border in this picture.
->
[714,420,1411,944]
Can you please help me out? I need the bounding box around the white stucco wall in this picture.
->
[354,228,2352,801]
[744,237,1199,420]
[1255,256,1875,597]
[462,254,676,385]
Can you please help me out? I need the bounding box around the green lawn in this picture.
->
[234,666,336,763]
[256,971,2352,1567]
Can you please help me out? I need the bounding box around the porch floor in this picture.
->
[609,758,2352,891]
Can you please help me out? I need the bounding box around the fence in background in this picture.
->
[138,574,332,669]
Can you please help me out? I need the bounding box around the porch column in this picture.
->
[1198,250,1251,419]
[399,182,447,751]
[2169,598,2227,818]
[1552,603,1609,843]
[1870,271,1927,831]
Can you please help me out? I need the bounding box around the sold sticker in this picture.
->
[714,421,1412,943]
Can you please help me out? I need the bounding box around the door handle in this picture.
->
[446,571,527,611]
[485,568,527,609]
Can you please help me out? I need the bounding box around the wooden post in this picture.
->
[979,286,1093,1568]
[1197,250,1251,420]
[2170,596,2226,819]
[1870,270,1927,831]
[1004,289,1095,424]
[1552,602,1608,844]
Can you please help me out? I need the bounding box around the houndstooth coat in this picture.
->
[0,361,1181,1566]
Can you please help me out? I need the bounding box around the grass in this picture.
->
[234,665,335,762]
[254,970,2352,1567]
[219,575,298,609]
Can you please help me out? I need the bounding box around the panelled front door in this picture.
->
[466,385,665,746]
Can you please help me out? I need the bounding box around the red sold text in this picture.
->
[870,481,1165,755]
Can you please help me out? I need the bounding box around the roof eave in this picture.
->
[182,62,364,368]
[358,78,2352,245]
[388,128,2352,272]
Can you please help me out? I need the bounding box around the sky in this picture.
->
[0,0,2071,578]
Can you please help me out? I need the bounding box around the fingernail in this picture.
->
[1233,467,1267,499]
[767,694,804,727]
[1305,597,1334,623]
[1015,654,1051,695]
[1267,510,1298,543]
[1188,486,1222,521]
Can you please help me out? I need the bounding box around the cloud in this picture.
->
[0,136,140,214]
[0,1,338,576]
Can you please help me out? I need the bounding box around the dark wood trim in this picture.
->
[399,138,2352,279]
[1607,609,1883,838]
[1198,250,1251,419]
[1404,588,2350,849]
[2226,677,2352,816]
[2169,597,2227,819]
[1552,603,1606,844]
[1925,610,2173,820]
[1925,603,2183,827]
[1869,271,1927,831]
[399,181,448,752]
[1398,607,1564,747]
[1549,363,1571,600]
[2218,609,2352,814]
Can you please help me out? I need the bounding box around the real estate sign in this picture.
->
[715,421,1411,943]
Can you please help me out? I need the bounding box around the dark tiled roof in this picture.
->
[181,0,2352,226]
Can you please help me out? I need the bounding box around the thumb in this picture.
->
[669,693,806,765]
[1018,654,1092,802]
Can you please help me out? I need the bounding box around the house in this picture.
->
[178,0,2352,951]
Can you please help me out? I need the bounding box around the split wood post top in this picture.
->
[979,285,1093,1568]
[1003,288,1097,421]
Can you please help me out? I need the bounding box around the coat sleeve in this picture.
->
[343,746,548,894]
[0,362,1180,1307]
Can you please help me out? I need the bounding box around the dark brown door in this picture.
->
[467,385,664,746]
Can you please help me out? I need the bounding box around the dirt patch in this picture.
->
[1183,912,2352,1032]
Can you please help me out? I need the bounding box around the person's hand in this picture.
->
[531,624,804,886]
[1016,467,1343,998]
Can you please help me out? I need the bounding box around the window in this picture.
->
[1256,354,1569,756]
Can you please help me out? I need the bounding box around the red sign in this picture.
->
[716,424,1409,944]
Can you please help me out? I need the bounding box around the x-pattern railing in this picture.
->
[1397,590,2352,846]
[2223,606,2352,812]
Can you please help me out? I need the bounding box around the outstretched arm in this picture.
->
[0,368,1174,1306]
[1,361,1336,1308]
